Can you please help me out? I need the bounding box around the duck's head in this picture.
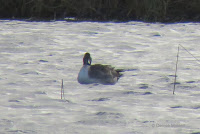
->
[83,52,92,65]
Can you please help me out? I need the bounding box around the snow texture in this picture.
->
[0,20,200,134]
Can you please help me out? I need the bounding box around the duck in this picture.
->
[77,52,123,85]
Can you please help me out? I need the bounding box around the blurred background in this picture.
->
[0,0,200,22]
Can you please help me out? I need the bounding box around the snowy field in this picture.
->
[0,20,200,134]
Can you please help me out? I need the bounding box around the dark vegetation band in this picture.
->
[0,0,200,22]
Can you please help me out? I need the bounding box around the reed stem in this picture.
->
[173,45,179,95]
[61,79,64,99]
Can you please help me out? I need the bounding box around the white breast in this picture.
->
[77,65,95,84]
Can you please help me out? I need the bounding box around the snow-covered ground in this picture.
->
[0,20,200,134]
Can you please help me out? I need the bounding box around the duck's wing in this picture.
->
[88,64,122,84]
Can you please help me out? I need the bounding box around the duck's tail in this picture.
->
[116,68,138,79]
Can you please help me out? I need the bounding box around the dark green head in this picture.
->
[83,52,92,65]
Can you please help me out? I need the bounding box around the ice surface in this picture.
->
[0,20,200,134]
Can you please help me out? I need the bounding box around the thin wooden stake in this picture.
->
[61,79,64,99]
[173,46,180,95]
[62,79,64,99]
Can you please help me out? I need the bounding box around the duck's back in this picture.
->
[88,64,121,84]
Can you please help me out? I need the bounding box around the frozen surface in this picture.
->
[0,20,200,134]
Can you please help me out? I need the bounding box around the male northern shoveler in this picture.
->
[77,52,122,84]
